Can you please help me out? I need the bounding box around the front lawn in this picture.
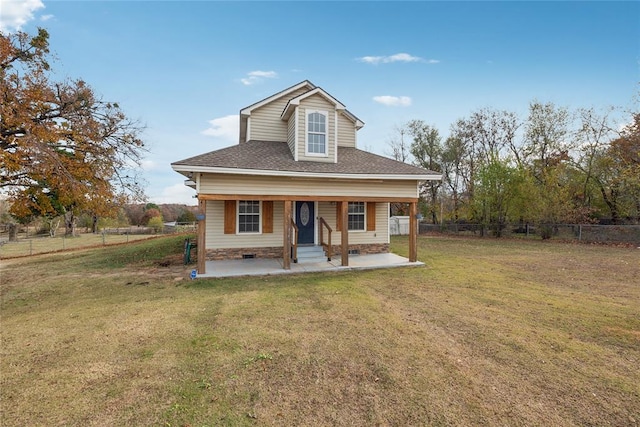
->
[1,235,638,426]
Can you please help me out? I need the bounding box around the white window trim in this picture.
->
[236,200,262,235]
[347,201,367,233]
[294,106,299,161]
[305,109,329,157]
[334,110,338,163]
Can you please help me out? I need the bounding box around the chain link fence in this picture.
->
[419,222,640,245]
[0,223,197,259]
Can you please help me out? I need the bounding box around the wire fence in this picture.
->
[0,223,197,259]
[419,222,640,246]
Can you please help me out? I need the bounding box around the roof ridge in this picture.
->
[240,80,316,115]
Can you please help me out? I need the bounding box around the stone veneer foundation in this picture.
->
[206,243,390,261]
[328,243,390,257]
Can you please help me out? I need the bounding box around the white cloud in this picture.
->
[373,96,412,107]
[40,14,53,22]
[427,59,441,64]
[240,70,277,85]
[357,52,423,65]
[140,159,158,171]
[150,183,197,205]
[0,0,45,32]
[201,114,239,141]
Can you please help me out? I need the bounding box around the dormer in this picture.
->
[238,80,364,164]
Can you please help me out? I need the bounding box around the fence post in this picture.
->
[578,225,582,241]
[102,232,106,246]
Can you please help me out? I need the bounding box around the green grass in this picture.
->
[1,235,639,426]
[0,232,166,259]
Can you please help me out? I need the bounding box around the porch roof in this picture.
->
[172,140,440,179]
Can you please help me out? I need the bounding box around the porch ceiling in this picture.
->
[196,194,419,203]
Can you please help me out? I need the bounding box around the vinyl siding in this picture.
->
[287,109,296,158]
[297,95,336,163]
[206,200,284,249]
[337,112,357,147]
[199,173,419,199]
[206,200,388,250]
[317,201,388,245]
[249,87,309,142]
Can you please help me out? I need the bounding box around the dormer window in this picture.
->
[306,110,328,156]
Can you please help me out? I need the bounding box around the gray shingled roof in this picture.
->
[172,140,438,176]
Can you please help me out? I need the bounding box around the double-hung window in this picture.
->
[238,200,260,233]
[306,110,327,155]
[348,202,365,231]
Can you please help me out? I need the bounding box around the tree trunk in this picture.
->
[91,215,98,234]
[49,217,60,237]
[599,184,619,224]
[65,211,77,237]
[8,223,17,241]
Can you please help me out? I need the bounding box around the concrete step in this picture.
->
[295,246,329,264]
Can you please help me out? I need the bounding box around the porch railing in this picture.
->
[318,217,332,261]
[290,218,298,263]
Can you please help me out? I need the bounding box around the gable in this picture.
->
[281,87,345,121]
[239,81,315,143]
[239,81,364,146]
[245,86,310,143]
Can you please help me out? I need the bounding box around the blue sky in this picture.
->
[2,0,638,205]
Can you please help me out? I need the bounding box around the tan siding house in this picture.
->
[173,80,441,274]
[337,111,357,147]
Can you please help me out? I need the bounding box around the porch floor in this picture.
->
[195,252,424,279]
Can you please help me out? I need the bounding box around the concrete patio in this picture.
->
[194,252,424,279]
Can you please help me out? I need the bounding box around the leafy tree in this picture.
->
[590,113,640,223]
[523,101,571,181]
[176,208,196,223]
[452,108,520,166]
[614,113,640,220]
[386,126,413,216]
[141,208,161,226]
[406,120,443,224]
[147,215,164,233]
[123,203,145,226]
[1,28,146,236]
[448,108,520,223]
[574,107,618,212]
[159,203,191,222]
[473,160,527,236]
[440,136,469,222]
[521,101,578,231]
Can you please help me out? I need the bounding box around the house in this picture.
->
[171,81,441,274]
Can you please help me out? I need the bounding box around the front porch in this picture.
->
[195,197,420,275]
[195,251,424,279]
